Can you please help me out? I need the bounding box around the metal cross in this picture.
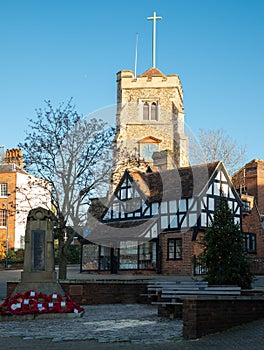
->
[147,11,162,68]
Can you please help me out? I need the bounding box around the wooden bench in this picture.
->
[152,284,241,319]
[141,280,208,302]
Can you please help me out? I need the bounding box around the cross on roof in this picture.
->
[147,11,162,68]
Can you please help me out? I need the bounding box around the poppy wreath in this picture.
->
[0,290,84,316]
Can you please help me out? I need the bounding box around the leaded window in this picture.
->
[168,238,182,260]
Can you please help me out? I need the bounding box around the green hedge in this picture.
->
[0,245,80,266]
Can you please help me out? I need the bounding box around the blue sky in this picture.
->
[0,0,263,163]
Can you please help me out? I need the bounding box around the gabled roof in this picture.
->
[139,67,166,79]
[129,161,220,202]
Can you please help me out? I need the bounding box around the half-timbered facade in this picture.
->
[81,161,243,275]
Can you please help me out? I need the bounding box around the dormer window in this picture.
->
[141,100,159,121]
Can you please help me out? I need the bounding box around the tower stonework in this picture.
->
[115,67,189,175]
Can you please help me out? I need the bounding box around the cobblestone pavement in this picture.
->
[0,304,182,345]
[0,309,264,350]
[1,269,264,349]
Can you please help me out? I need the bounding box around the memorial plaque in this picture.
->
[31,230,45,270]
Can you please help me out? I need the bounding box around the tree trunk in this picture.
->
[57,228,74,280]
[58,250,68,280]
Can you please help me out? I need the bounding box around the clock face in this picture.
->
[142,143,159,160]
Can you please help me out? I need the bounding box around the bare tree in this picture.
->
[19,99,115,279]
[197,128,247,174]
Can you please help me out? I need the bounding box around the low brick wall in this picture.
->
[6,281,264,341]
[182,296,264,339]
[7,280,148,305]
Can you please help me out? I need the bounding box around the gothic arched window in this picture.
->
[142,101,158,121]
[151,102,158,121]
[143,103,149,120]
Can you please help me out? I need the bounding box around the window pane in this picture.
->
[168,239,182,259]
[170,215,178,228]
[82,245,99,270]
[151,102,158,120]
[152,203,159,215]
[151,224,158,238]
[143,103,149,120]
[179,200,186,212]
[168,240,175,259]
[100,246,111,270]
[160,201,167,214]
[119,242,138,269]
[208,197,214,210]
[0,210,7,226]
[175,240,182,259]
[112,202,119,219]
[189,213,197,227]
[0,184,8,197]
[161,215,168,229]
[169,200,177,213]
[139,242,156,269]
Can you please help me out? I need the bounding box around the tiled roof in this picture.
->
[130,161,220,202]
[139,67,166,79]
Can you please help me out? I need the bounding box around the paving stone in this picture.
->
[0,304,182,344]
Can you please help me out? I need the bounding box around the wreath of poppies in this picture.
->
[0,290,84,316]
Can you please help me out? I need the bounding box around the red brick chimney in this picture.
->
[4,148,23,169]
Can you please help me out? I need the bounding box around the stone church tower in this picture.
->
[112,12,189,187]
[114,67,189,173]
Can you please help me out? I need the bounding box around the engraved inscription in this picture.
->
[31,230,45,270]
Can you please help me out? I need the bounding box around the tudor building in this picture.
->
[81,161,243,275]
[80,13,244,275]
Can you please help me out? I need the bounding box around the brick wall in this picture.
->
[7,281,148,305]
[232,159,264,269]
[0,171,16,249]
[159,231,195,275]
[182,296,264,339]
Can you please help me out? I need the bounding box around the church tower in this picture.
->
[113,12,188,185]
[115,68,188,169]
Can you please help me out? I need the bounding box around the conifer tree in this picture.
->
[199,199,253,288]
